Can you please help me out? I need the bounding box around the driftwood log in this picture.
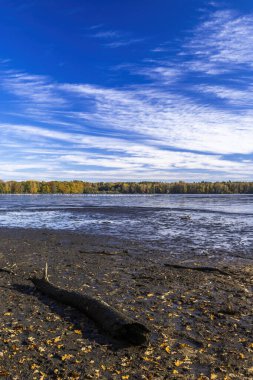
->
[30,266,149,346]
[164,263,229,276]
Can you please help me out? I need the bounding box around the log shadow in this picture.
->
[12,283,135,351]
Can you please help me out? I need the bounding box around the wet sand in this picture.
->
[0,227,252,379]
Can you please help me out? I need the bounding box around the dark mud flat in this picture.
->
[0,228,252,380]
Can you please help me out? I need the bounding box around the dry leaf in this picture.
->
[61,354,73,361]
[175,360,184,367]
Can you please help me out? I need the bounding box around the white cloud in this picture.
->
[134,66,182,83]
[89,27,144,48]
[92,30,121,39]
[61,82,253,155]
[197,84,253,106]
[105,38,144,48]
[186,9,253,74]
[1,5,253,181]
[1,121,253,182]
[1,70,66,107]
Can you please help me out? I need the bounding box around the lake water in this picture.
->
[0,194,253,255]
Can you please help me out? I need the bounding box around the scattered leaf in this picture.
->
[0,370,10,377]
[175,360,184,367]
[61,354,73,361]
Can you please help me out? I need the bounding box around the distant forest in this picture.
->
[0,180,253,194]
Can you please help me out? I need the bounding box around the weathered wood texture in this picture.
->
[31,276,149,345]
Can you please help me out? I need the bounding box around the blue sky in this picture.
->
[1,0,253,181]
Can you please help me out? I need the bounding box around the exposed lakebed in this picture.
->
[0,228,252,379]
[0,195,252,378]
[0,194,252,256]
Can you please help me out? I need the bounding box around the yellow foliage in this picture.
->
[61,354,73,361]
[80,346,92,353]
[31,363,40,370]
[175,360,184,367]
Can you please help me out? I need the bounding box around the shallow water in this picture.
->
[0,194,253,255]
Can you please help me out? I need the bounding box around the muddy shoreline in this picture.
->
[0,227,252,379]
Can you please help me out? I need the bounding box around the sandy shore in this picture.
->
[0,227,252,379]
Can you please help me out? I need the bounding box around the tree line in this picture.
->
[0,180,253,194]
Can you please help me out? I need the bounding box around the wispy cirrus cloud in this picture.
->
[185,9,253,74]
[1,4,253,181]
[1,66,253,181]
[151,47,169,53]
[89,26,144,48]
[145,8,253,84]
[134,66,182,83]
[1,70,66,107]
[1,121,252,182]
[196,84,253,106]
[92,30,121,39]
[60,81,253,155]
[0,58,11,65]
[105,38,144,49]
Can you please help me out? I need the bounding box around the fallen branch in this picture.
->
[164,263,229,276]
[79,250,122,256]
[30,265,149,346]
[0,267,15,275]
